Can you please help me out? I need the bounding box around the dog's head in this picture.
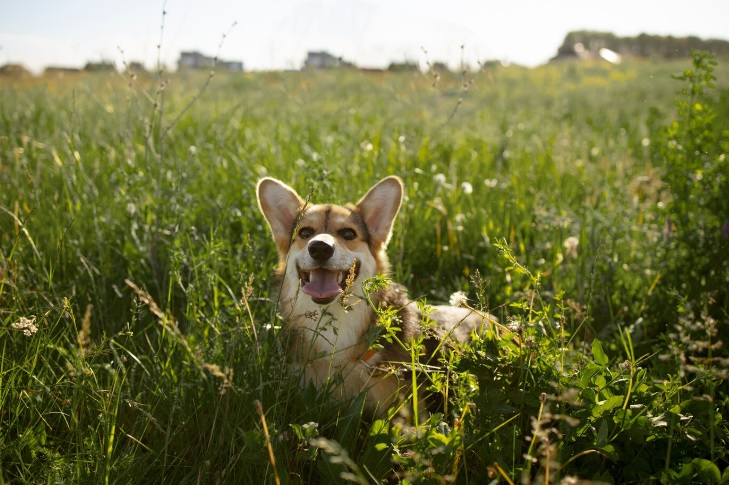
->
[257,176,403,305]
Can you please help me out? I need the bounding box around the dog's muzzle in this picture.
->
[298,237,361,304]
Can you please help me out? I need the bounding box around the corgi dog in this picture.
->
[257,176,487,420]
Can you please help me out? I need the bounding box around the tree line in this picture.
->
[555,30,729,59]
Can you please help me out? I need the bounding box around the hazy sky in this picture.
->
[2,0,728,73]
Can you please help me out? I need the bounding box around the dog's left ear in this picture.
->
[356,176,403,248]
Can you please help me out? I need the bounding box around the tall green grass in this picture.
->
[1,57,727,483]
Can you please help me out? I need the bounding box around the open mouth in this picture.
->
[298,261,361,304]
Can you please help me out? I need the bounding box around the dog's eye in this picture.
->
[298,227,315,239]
[338,228,357,240]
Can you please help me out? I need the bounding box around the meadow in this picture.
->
[1,54,728,483]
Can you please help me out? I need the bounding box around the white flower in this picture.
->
[506,317,521,332]
[563,236,580,258]
[484,178,498,188]
[449,291,469,307]
[461,181,473,194]
[433,173,447,186]
[12,316,38,337]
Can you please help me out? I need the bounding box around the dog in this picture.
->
[257,175,488,421]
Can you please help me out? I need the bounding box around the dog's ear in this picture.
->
[257,178,304,251]
[356,176,403,248]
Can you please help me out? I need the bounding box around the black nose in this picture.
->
[308,239,334,262]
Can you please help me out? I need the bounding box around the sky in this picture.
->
[2,0,729,74]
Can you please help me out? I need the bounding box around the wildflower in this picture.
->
[563,236,579,258]
[449,291,469,307]
[461,181,473,194]
[12,316,38,337]
[433,173,447,186]
[506,316,522,333]
[484,178,498,188]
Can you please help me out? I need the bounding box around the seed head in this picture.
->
[449,291,469,308]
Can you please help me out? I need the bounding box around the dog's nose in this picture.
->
[308,239,334,262]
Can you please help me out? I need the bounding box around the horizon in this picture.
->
[2,0,729,74]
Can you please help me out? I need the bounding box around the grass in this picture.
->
[1,56,728,483]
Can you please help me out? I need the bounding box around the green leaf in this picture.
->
[599,443,619,461]
[692,458,721,483]
[592,339,609,366]
[721,465,729,484]
[596,419,609,447]
[592,395,625,417]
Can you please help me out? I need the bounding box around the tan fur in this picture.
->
[257,176,487,420]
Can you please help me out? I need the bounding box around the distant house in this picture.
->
[220,60,244,72]
[305,51,338,69]
[178,51,243,72]
[179,51,212,69]
[304,51,354,69]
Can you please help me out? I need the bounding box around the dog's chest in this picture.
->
[293,297,371,361]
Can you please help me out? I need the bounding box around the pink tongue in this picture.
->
[302,269,342,299]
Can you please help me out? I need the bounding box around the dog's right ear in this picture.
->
[257,178,305,252]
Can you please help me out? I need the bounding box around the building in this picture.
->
[303,51,355,69]
[178,51,243,72]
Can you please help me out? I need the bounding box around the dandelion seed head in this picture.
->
[449,291,468,307]
[433,173,447,186]
[563,236,580,258]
